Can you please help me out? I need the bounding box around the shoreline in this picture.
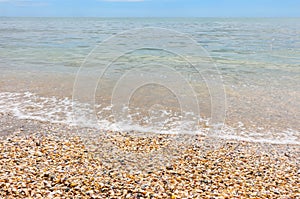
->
[0,114,299,198]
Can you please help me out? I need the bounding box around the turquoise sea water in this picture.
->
[0,18,299,144]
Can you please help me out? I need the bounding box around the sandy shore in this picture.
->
[0,114,299,198]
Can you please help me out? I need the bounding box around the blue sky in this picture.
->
[0,0,299,17]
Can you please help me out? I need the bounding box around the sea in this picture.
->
[0,17,299,145]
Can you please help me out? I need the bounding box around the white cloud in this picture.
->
[101,0,144,2]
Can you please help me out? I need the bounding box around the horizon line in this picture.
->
[1,16,300,18]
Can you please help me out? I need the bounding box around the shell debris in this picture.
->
[0,130,299,198]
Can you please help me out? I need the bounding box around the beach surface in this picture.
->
[0,114,299,198]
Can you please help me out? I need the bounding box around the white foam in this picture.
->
[0,91,75,125]
[0,91,299,145]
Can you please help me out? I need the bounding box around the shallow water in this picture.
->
[0,17,299,144]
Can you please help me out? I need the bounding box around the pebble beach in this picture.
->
[0,16,300,199]
[0,115,299,198]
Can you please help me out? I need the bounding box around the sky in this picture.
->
[0,0,299,17]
